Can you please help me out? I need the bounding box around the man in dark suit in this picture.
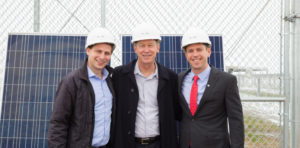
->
[178,27,244,148]
[111,23,180,148]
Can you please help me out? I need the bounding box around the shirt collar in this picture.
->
[190,65,211,81]
[87,66,109,80]
[134,62,158,79]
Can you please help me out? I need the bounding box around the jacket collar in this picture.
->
[179,65,217,82]
[79,58,113,81]
[122,59,169,80]
[178,65,220,117]
[179,65,220,89]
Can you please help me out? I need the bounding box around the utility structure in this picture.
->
[284,0,300,147]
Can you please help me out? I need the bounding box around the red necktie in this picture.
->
[190,75,199,116]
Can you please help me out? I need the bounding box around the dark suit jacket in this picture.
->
[111,59,180,148]
[178,66,244,148]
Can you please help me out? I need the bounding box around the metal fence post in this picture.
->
[279,101,283,148]
[101,0,106,27]
[292,0,300,147]
[34,0,40,32]
[283,0,291,147]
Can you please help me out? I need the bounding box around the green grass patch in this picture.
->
[244,113,283,147]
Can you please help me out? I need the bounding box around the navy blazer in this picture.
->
[111,59,180,148]
[178,66,244,148]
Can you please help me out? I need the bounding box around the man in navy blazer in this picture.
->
[178,27,244,148]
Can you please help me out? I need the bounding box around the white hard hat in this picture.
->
[85,27,116,50]
[131,23,161,43]
[181,27,211,50]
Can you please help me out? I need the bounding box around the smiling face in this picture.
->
[86,43,113,75]
[184,43,211,74]
[134,39,160,66]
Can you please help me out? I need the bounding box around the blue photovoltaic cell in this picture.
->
[0,34,223,148]
[0,34,87,148]
[122,35,224,73]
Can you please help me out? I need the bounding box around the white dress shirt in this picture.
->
[134,62,160,138]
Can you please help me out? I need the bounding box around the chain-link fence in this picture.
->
[0,0,286,147]
[242,101,284,148]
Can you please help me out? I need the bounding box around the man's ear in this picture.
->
[86,47,90,56]
[207,47,212,57]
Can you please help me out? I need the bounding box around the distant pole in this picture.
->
[292,0,300,147]
[34,0,40,32]
[101,0,106,27]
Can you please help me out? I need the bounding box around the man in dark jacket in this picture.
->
[178,27,244,148]
[48,27,116,148]
[112,23,180,148]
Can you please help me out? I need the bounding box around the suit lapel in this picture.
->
[124,60,140,112]
[178,69,193,117]
[195,66,219,114]
[157,63,169,101]
[157,74,166,95]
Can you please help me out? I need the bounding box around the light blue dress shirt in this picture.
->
[87,67,112,147]
[134,62,160,138]
[182,65,211,106]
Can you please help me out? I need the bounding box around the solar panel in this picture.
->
[122,35,224,73]
[0,34,223,148]
[0,34,86,148]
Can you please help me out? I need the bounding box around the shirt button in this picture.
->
[130,88,134,92]
[128,131,131,135]
[128,110,131,114]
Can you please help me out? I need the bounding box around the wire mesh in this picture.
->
[0,0,285,147]
[242,101,284,148]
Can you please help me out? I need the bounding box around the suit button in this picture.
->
[128,110,131,114]
[130,88,134,92]
[128,131,131,135]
